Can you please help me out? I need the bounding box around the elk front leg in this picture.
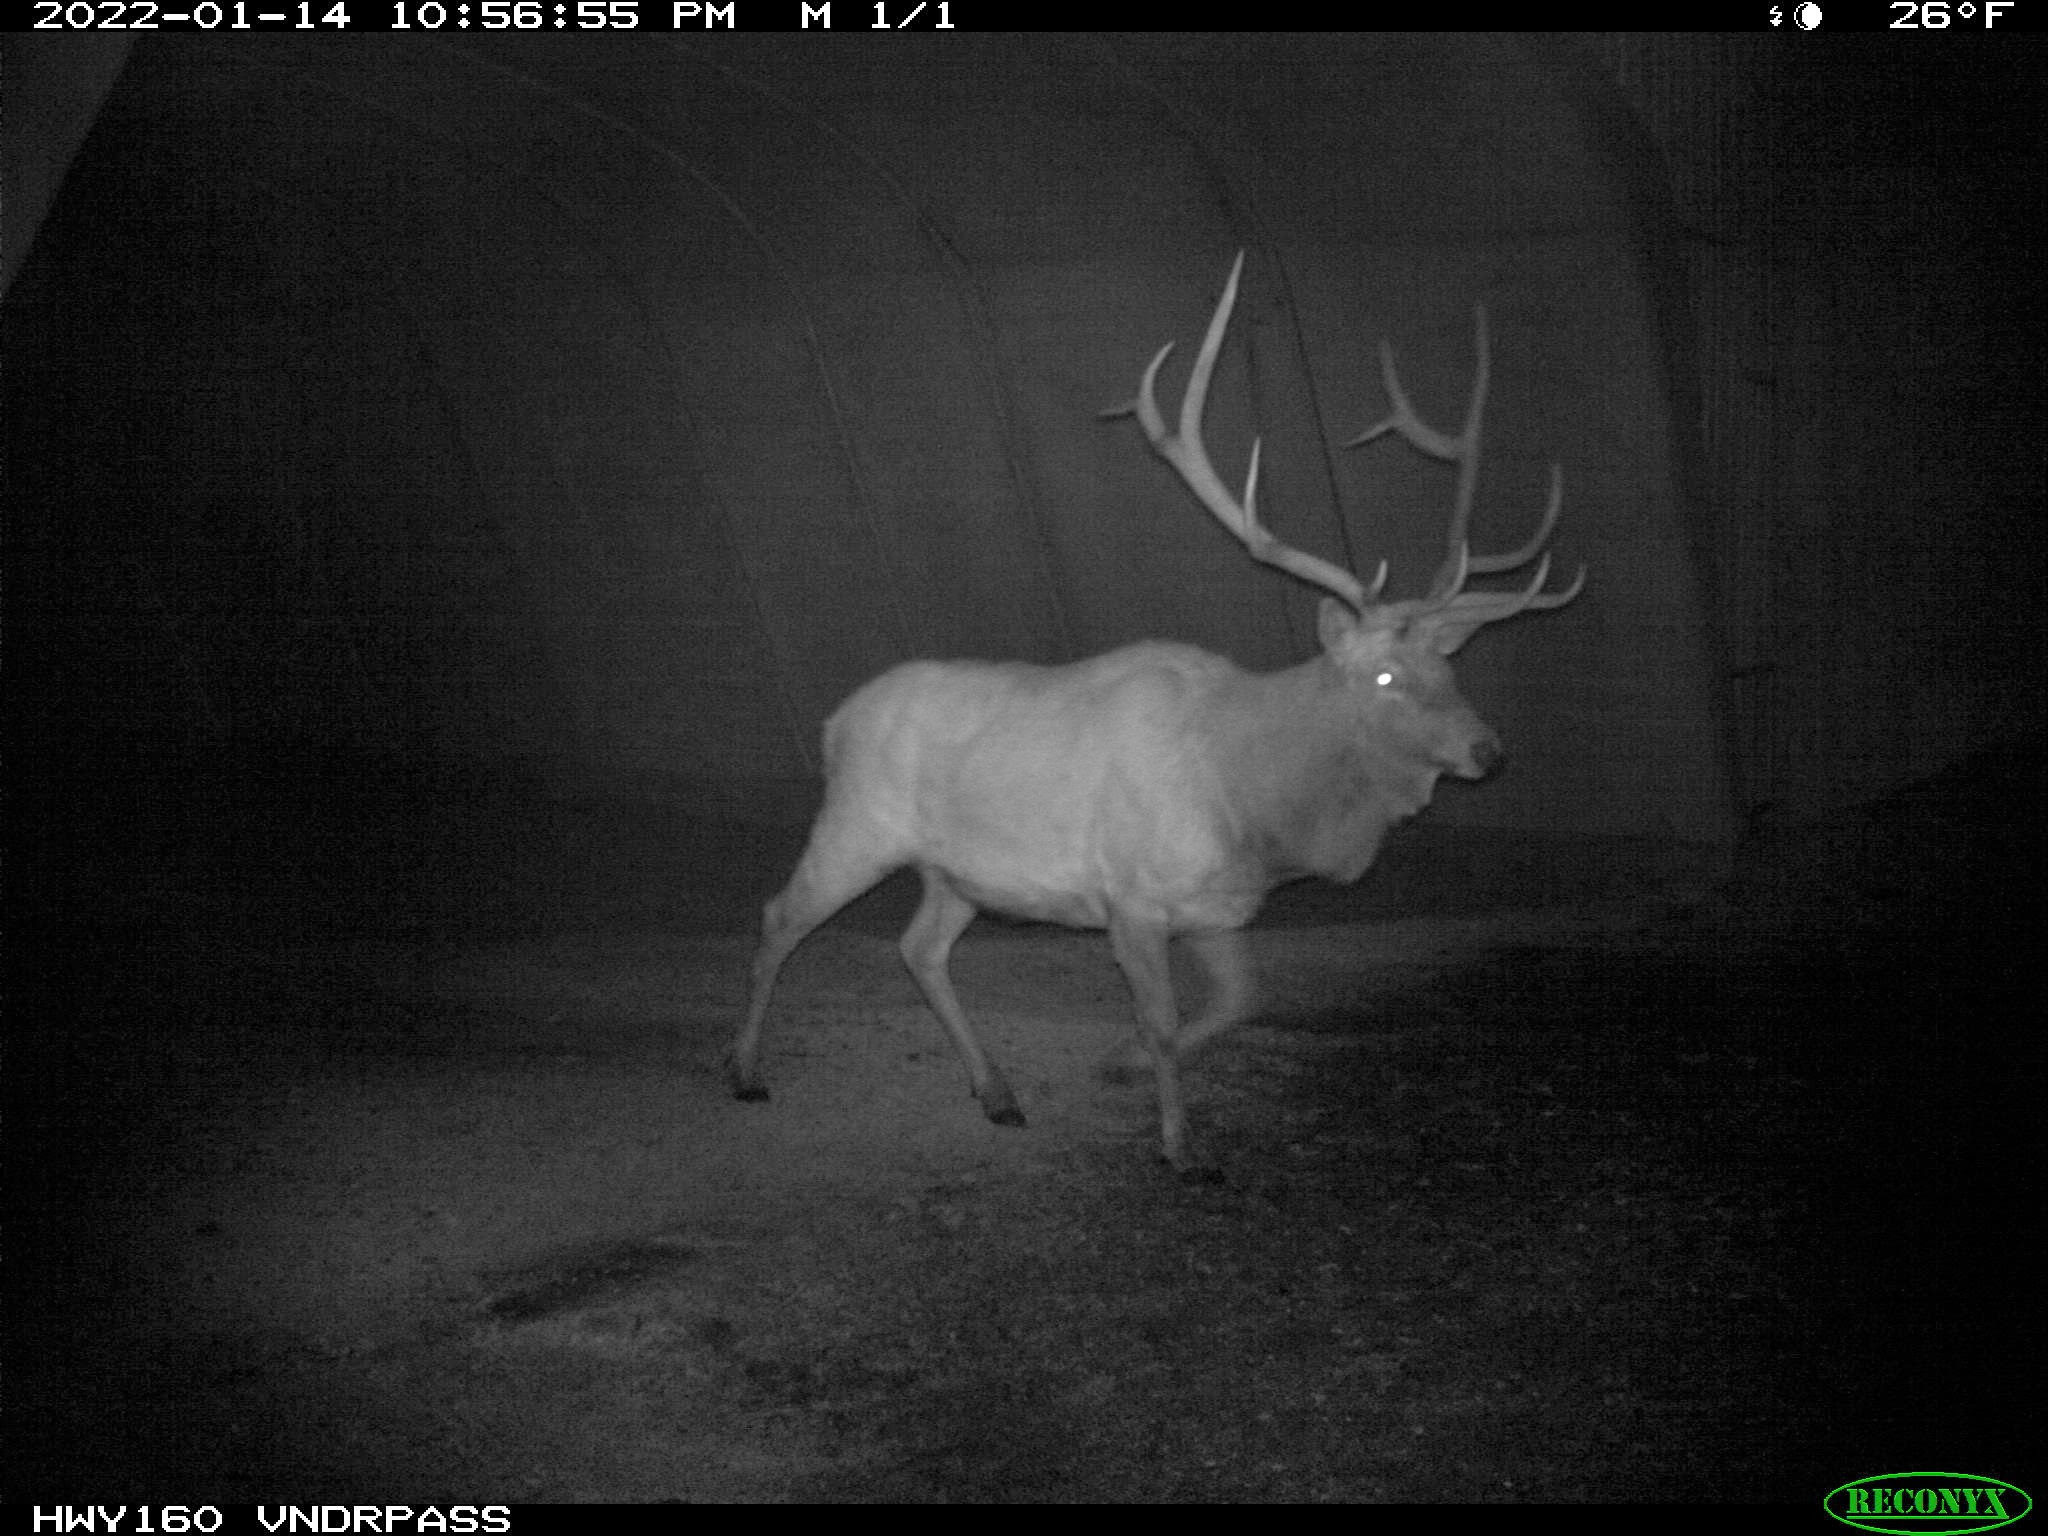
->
[900,866,1024,1127]
[1108,910,1214,1177]
[1165,928,1255,1059]
[1098,927,1255,1084]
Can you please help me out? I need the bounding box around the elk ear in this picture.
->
[1317,597,1359,653]
[1422,616,1480,657]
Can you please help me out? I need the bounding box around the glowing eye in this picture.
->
[1375,670,1396,687]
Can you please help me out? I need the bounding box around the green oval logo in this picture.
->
[1826,1473,2033,1535]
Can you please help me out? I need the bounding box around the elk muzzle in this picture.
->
[1456,730,1504,780]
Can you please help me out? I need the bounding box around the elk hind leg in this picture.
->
[1109,911,1214,1178]
[900,866,1023,1127]
[727,819,896,1101]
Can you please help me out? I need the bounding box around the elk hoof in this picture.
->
[1095,1043,1154,1086]
[982,1099,1028,1129]
[1164,1139,1222,1183]
[979,1083,1027,1127]
[724,1054,769,1102]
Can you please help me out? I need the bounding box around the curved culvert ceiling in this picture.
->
[9,34,1725,844]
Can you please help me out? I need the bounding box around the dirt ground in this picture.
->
[10,805,2041,1504]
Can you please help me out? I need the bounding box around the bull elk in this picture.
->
[726,252,1584,1175]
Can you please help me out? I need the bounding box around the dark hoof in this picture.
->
[977,1080,1028,1127]
[1096,1058,1144,1088]
[1164,1139,1222,1182]
[731,1084,770,1103]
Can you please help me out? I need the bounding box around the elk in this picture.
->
[726,252,1584,1175]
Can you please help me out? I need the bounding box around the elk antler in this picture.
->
[1102,251,1386,615]
[1348,305,1585,645]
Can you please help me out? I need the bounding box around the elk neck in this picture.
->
[1194,649,1444,887]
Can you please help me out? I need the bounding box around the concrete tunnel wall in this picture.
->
[10,35,1737,929]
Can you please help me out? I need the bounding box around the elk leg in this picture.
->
[1098,927,1255,1082]
[1109,911,1214,1177]
[727,824,895,1101]
[900,866,1024,1127]
[1167,928,1256,1061]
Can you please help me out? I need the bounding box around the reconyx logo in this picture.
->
[1826,1472,2032,1535]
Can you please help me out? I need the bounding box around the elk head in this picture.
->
[1103,251,1584,786]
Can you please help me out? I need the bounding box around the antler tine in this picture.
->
[1443,551,1554,626]
[1347,304,1582,628]
[1434,550,1586,624]
[1393,550,1585,658]
[1347,304,1490,601]
[1103,252,1383,613]
[1517,556,1586,610]
[1465,462,1565,576]
[1239,435,1390,606]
